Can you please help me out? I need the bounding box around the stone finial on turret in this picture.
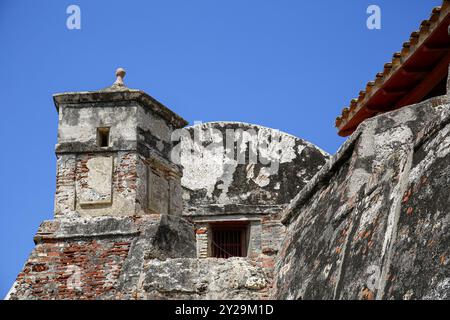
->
[113,67,126,87]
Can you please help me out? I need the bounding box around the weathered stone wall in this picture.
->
[7,215,270,300]
[8,237,133,300]
[6,215,195,300]
[15,70,450,300]
[54,89,186,218]
[56,102,138,153]
[178,122,329,292]
[275,95,450,300]
[137,102,177,161]
[191,213,284,290]
[8,87,277,300]
[54,100,141,217]
[180,122,329,212]
[142,258,269,300]
[55,152,140,217]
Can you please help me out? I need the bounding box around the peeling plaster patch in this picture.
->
[253,167,271,187]
[181,122,330,208]
[297,145,306,156]
[410,124,450,183]
[257,128,297,165]
[366,265,381,292]
[217,160,238,204]
[373,126,413,166]
[239,192,252,201]
[60,106,137,144]
[436,135,450,158]
[390,107,415,125]
[357,196,383,234]
[152,118,172,142]
[403,289,414,300]
[297,169,306,177]
[138,107,172,142]
[182,192,191,201]
[322,264,332,279]
[78,156,113,205]
[279,135,297,164]
[156,141,164,152]
[347,168,370,198]
[377,142,413,299]
[180,143,226,198]
[246,164,255,180]
[358,125,375,158]
[59,126,93,143]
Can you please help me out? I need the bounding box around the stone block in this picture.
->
[148,168,169,215]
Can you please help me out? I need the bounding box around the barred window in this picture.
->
[210,222,249,258]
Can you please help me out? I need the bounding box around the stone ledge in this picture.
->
[183,204,285,216]
[53,89,188,129]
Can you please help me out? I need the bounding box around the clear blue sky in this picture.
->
[0,0,441,298]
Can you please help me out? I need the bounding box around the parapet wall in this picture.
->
[275,95,450,300]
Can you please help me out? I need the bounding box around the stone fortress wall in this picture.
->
[6,71,328,300]
[6,2,450,297]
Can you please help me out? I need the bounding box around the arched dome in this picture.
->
[179,122,330,215]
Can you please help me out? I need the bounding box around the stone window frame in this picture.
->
[96,127,111,148]
[193,215,262,259]
[209,221,250,258]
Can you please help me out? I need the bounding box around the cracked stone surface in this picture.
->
[275,95,450,300]
[7,84,450,300]
[180,121,330,216]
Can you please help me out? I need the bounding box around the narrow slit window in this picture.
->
[97,127,110,147]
